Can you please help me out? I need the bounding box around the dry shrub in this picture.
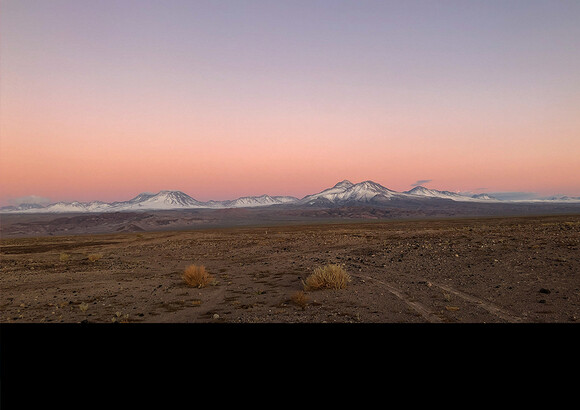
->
[290,291,308,309]
[59,253,70,262]
[87,253,103,262]
[183,264,213,288]
[304,264,351,291]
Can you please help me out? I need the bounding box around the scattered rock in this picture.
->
[2,215,579,323]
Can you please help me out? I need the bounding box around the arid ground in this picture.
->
[1,214,579,323]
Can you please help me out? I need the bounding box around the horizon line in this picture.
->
[2,179,579,208]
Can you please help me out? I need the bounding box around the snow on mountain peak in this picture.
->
[224,194,298,208]
[343,180,397,200]
[333,180,354,189]
[127,192,157,203]
[471,193,497,200]
[299,180,398,204]
[6,179,571,215]
[406,186,431,194]
[405,186,452,197]
[405,186,498,201]
[355,180,393,192]
[133,190,202,208]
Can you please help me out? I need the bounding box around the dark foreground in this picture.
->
[1,214,579,323]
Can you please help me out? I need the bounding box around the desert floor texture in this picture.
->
[1,214,579,323]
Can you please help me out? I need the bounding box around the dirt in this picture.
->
[1,214,579,323]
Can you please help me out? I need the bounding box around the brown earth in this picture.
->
[1,214,579,323]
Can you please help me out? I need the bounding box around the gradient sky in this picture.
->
[1,0,579,205]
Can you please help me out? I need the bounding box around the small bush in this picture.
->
[87,253,103,262]
[59,253,70,262]
[290,291,308,309]
[183,264,213,288]
[304,264,351,291]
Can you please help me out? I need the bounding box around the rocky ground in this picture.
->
[1,214,579,323]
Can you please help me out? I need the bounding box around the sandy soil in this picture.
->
[1,214,579,323]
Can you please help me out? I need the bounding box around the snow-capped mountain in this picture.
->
[222,194,298,208]
[298,180,401,205]
[2,179,577,214]
[1,191,205,213]
[403,186,488,201]
[17,201,114,214]
[0,190,299,213]
[116,190,204,210]
[0,203,45,212]
[404,186,462,199]
[470,193,497,201]
[298,182,501,205]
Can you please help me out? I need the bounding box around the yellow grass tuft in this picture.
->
[59,253,70,262]
[290,291,309,309]
[87,253,103,262]
[304,264,351,291]
[183,264,214,288]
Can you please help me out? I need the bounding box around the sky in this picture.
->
[1,0,579,205]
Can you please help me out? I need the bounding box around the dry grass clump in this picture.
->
[59,253,70,262]
[290,291,309,309]
[303,264,351,291]
[183,264,214,288]
[87,253,103,262]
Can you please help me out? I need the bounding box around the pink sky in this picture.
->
[1,1,579,206]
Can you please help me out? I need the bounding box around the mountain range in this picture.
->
[2,179,579,214]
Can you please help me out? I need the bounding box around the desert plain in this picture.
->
[1,213,579,323]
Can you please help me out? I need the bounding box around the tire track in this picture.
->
[354,274,444,323]
[428,281,524,323]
